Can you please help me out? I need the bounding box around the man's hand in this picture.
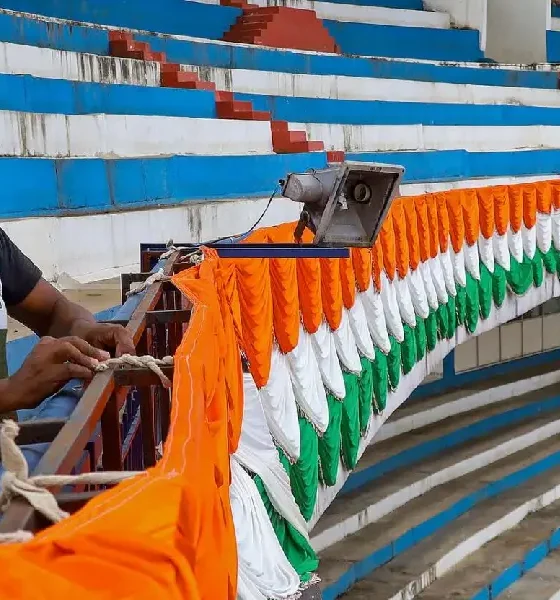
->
[1,336,110,412]
[79,323,136,358]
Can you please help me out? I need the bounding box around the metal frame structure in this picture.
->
[0,248,187,534]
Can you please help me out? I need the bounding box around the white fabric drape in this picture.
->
[287,324,329,434]
[259,348,300,461]
[311,322,346,399]
[235,374,309,539]
[231,458,301,600]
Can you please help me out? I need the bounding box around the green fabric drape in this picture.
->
[415,316,427,361]
[341,371,361,470]
[387,335,401,390]
[532,251,544,288]
[358,357,374,432]
[401,325,417,375]
[289,417,318,521]
[507,255,533,295]
[372,347,388,411]
[425,310,438,351]
[318,394,342,486]
[492,263,507,307]
[465,273,480,333]
[478,263,493,320]
[254,475,319,582]
[436,303,450,340]
[541,247,557,275]
[456,284,467,326]
[447,294,457,337]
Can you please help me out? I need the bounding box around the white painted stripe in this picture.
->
[247,0,450,28]
[291,123,560,152]
[548,589,560,600]
[186,64,560,108]
[311,418,560,551]
[1,197,302,284]
[388,484,560,600]
[374,369,560,444]
[1,174,554,284]
[9,112,560,157]
[0,42,160,86]
[0,111,273,157]
[552,17,560,32]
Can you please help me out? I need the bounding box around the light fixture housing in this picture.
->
[281,161,404,247]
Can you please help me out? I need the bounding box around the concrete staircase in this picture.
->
[314,369,560,599]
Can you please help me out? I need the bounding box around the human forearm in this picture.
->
[46,295,97,339]
[0,378,21,414]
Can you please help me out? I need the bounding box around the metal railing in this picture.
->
[0,247,189,534]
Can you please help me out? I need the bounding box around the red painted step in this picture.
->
[270,121,324,154]
[107,32,330,153]
[223,6,338,52]
[327,150,346,163]
[275,141,325,154]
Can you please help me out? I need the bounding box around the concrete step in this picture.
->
[327,454,560,599]
[317,430,560,592]
[417,505,560,599]
[502,555,560,600]
[345,381,560,493]
[375,361,560,444]
[314,384,560,551]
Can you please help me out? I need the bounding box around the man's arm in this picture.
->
[0,228,134,356]
[9,278,135,356]
[9,278,97,338]
[0,228,135,412]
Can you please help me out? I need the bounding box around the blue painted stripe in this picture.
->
[342,395,560,495]
[553,6,560,18]
[324,441,560,600]
[5,71,560,126]
[346,150,560,183]
[0,11,554,89]
[548,30,560,62]
[1,150,560,218]
[323,20,484,62]
[0,73,216,117]
[237,92,560,126]
[142,34,538,89]
[0,153,327,218]
[469,532,560,599]
[0,0,240,40]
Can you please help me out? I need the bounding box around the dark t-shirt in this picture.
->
[0,228,42,307]
[0,228,42,403]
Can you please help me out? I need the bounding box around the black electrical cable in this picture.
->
[203,184,280,245]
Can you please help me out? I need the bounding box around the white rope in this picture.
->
[160,240,203,264]
[126,269,171,298]
[0,530,34,544]
[160,245,189,260]
[94,354,174,388]
[0,420,145,543]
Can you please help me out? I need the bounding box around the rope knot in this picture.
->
[94,354,174,388]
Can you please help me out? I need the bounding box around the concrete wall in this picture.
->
[486,0,550,63]
[455,300,560,373]
[423,0,487,49]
